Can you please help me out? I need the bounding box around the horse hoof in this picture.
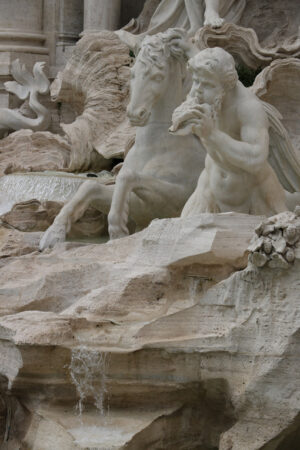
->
[109,225,129,240]
[39,223,66,251]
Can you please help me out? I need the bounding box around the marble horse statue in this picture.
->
[39,29,205,249]
[0,59,50,139]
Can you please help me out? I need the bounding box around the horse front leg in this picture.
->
[108,169,188,239]
[39,181,114,250]
[108,168,139,239]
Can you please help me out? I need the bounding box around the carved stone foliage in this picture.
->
[0,60,50,138]
[50,30,136,170]
[249,207,300,269]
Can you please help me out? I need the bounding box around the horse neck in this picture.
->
[150,59,185,124]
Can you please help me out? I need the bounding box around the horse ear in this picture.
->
[165,29,197,61]
[115,29,143,56]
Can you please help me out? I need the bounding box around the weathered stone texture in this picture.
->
[0,214,299,449]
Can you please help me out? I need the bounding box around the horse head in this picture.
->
[127,29,191,126]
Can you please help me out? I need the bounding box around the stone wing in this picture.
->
[263,101,300,192]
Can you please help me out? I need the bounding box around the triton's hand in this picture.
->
[170,102,214,138]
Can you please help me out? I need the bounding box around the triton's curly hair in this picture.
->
[188,47,238,90]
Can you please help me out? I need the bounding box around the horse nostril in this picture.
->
[138,109,146,119]
[127,106,149,124]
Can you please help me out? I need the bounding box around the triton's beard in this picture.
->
[170,82,225,135]
[206,87,225,121]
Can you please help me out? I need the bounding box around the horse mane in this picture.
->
[138,28,189,70]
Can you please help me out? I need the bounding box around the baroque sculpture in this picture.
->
[0,60,50,139]
[39,29,205,249]
[118,0,246,46]
[170,47,300,216]
[1,2,300,449]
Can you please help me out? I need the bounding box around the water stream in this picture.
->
[69,346,110,417]
[0,170,113,215]
[188,277,201,305]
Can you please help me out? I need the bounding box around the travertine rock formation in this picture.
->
[1,213,300,449]
[0,2,299,449]
[0,200,107,238]
[0,130,71,176]
[0,226,40,266]
[1,200,61,232]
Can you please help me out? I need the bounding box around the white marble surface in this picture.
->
[0,60,50,138]
[40,30,206,249]
[170,47,291,217]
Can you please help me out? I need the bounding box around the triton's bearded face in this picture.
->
[189,69,225,111]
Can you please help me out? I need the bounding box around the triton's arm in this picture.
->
[202,126,269,174]
[201,100,269,174]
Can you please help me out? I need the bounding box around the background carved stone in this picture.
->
[50,30,135,171]
[124,0,162,33]
[240,0,300,52]
[0,226,41,264]
[195,23,274,69]
[252,58,300,152]
[195,23,300,70]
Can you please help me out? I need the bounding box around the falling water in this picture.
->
[69,346,110,417]
[188,277,201,305]
[0,172,87,215]
[0,170,113,215]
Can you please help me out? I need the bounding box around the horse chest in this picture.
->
[134,125,175,155]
